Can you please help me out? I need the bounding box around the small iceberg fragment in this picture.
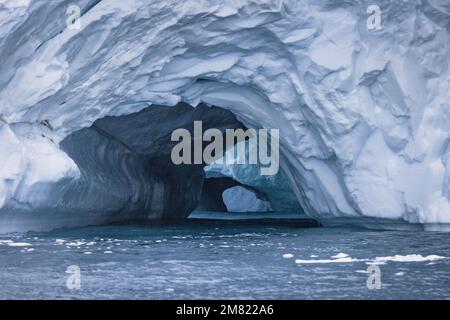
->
[66,241,86,246]
[374,254,445,263]
[295,253,446,265]
[331,253,349,259]
[295,257,362,264]
[8,242,32,247]
[355,270,370,274]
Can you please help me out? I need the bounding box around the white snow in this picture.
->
[0,0,449,232]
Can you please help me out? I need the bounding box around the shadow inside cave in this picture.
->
[59,102,307,227]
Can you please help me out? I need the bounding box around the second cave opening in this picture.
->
[60,101,307,226]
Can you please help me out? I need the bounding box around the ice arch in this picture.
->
[0,0,449,232]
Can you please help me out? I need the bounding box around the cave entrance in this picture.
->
[61,102,304,225]
[196,177,272,213]
[196,177,239,212]
[61,102,246,222]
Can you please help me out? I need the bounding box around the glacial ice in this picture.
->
[205,139,303,212]
[0,0,449,232]
[222,185,273,212]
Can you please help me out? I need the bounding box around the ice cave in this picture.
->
[0,0,449,233]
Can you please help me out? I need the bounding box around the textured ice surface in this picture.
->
[0,0,449,231]
[205,139,303,211]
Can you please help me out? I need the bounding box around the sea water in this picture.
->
[1,220,450,299]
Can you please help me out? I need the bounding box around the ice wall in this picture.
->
[0,0,449,231]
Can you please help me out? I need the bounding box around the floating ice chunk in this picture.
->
[282,253,294,258]
[331,253,349,259]
[8,242,32,247]
[355,270,370,274]
[395,272,405,276]
[83,251,92,254]
[296,253,445,265]
[295,257,363,264]
[366,261,386,265]
[374,254,445,263]
[104,251,113,254]
[66,241,86,246]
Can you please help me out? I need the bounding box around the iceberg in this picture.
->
[0,0,449,232]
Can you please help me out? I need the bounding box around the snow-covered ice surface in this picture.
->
[0,0,449,231]
[1,223,450,299]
